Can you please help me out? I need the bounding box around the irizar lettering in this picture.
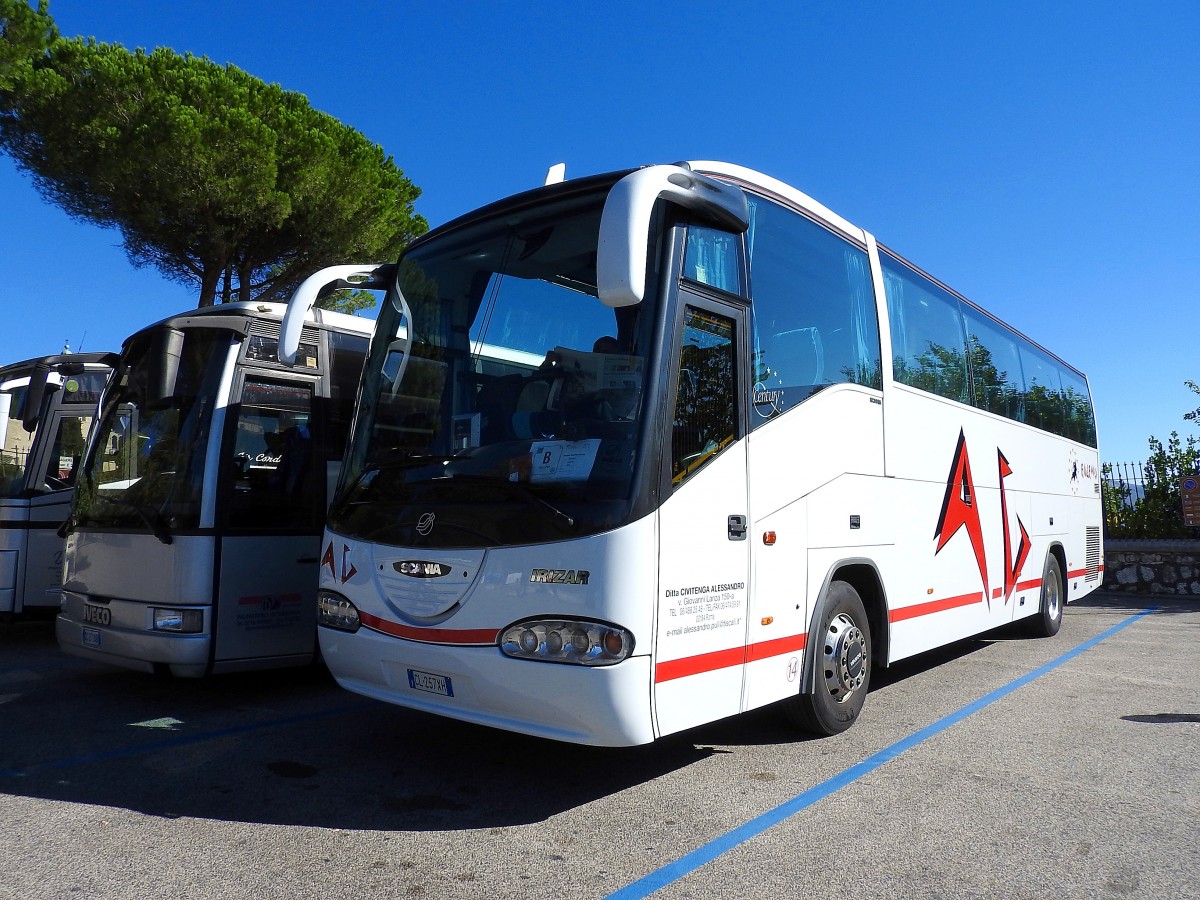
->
[530,568,591,585]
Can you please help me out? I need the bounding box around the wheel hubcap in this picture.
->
[1045,576,1061,620]
[822,612,867,702]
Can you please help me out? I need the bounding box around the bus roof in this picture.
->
[124,299,376,349]
[0,351,117,381]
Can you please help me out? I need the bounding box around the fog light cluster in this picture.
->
[317,591,361,632]
[500,619,633,666]
[152,607,204,633]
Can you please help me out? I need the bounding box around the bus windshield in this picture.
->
[331,186,658,549]
[1,369,109,499]
[0,382,32,497]
[73,328,231,535]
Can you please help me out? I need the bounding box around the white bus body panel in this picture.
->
[882,385,1102,661]
[741,385,886,712]
[319,515,659,747]
[214,534,320,665]
[652,441,749,738]
[1,495,71,615]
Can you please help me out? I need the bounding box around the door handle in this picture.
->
[728,515,747,541]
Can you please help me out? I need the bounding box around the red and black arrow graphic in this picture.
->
[934,430,1031,609]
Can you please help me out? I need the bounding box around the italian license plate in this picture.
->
[82,627,102,648]
[407,668,453,697]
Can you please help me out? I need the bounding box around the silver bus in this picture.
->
[56,291,377,675]
[1,352,113,617]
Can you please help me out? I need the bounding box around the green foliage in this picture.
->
[1184,379,1200,426]
[0,11,426,306]
[0,0,56,92]
[318,287,377,315]
[1101,462,1130,536]
[1105,431,1200,539]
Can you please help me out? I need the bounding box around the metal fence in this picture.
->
[1101,461,1140,534]
[1102,458,1200,538]
[1102,461,1145,504]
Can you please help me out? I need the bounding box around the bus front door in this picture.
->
[653,299,750,738]
[213,375,322,668]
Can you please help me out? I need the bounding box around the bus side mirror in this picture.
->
[597,165,749,309]
[280,263,396,366]
[150,328,184,404]
[21,364,50,432]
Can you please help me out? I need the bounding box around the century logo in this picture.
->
[416,512,436,536]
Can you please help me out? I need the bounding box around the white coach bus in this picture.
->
[295,162,1102,746]
[56,291,380,675]
[1,352,113,617]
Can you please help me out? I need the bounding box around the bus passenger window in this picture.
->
[743,196,881,428]
[671,307,736,486]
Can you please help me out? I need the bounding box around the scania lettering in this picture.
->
[296,163,1101,745]
[55,285,382,676]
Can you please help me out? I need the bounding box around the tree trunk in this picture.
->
[198,265,221,307]
[238,259,253,304]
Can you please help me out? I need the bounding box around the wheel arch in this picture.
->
[1046,541,1067,592]
[801,558,890,694]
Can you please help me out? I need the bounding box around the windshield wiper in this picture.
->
[442,474,575,532]
[368,451,462,472]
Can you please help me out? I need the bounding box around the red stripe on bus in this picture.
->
[655,633,807,684]
[889,591,982,623]
[746,633,808,663]
[655,646,745,683]
[358,610,499,646]
[1067,566,1103,579]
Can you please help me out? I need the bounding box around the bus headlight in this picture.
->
[152,608,204,633]
[500,619,633,666]
[317,591,360,632]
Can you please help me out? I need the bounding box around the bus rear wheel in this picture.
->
[783,580,871,736]
[1026,553,1064,638]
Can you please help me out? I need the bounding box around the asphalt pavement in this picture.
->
[1,590,1196,900]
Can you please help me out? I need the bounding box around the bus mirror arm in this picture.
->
[597,164,750,309]
[279,264,396,366]
[20,363,51,432]
[150,328,184,404]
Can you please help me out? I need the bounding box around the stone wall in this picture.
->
[1103,540,1200,595]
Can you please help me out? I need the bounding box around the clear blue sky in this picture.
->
[1,0,1196,464]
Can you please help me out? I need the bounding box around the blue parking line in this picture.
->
[605,608,1158,900]
[0,702,371,778]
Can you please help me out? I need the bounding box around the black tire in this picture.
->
[783,581,872,736]
[1027,553,1064,638]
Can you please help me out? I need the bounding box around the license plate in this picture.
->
[407,668,453,697]
[82,627,102,648]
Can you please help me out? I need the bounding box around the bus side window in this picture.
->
[881,252,970,403]
[671,307,736,486]
[743,196,882,427]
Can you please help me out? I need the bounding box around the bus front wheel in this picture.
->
[783,580,872,736]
